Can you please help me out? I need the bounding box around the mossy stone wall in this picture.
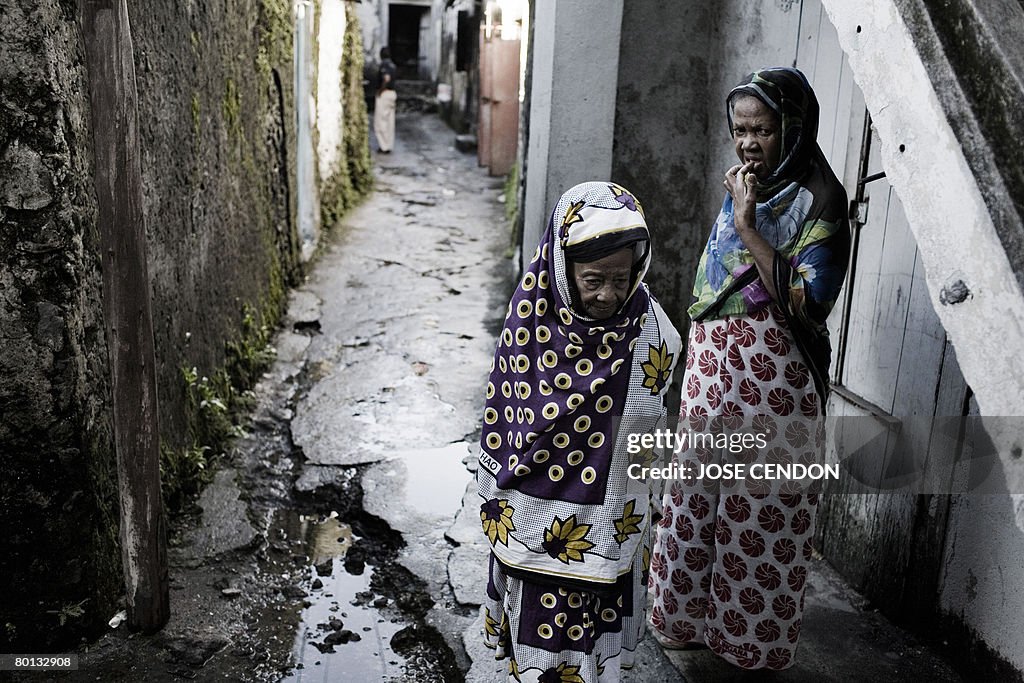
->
[320,2,373,229]
[0,0,121,651]
[129,0,300,453]
[0,0,305,649]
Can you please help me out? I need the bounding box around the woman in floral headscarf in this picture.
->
[477,181,681,682]
[648,68,850,670]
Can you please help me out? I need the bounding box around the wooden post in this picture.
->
[80,0,169,632]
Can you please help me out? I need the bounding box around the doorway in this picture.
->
[388,4,429,80]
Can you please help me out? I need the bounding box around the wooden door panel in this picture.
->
[797,0,969,622]
[487,38,520,176]
[796,0,851,175]
[839,129,892,407]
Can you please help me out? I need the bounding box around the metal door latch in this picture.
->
[849,199,869,225]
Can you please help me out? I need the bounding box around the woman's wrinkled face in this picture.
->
[570,248,633,320]
[731,95,782,180]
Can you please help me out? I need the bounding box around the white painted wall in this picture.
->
[436,1,473,127]
[316,0,347,180]
[355,1,382,62]
[520,0,624,263]
[939,494,1024,672]
[295,0,320,260]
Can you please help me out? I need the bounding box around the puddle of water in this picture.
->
[387,442,472,517]
[267,512,410,682]
[284,560,408,682]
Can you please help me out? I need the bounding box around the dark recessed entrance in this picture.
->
[388,4,429,80]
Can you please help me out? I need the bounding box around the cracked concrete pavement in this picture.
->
[288,111,517,679]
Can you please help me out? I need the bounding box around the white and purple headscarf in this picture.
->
[477,181,681,587]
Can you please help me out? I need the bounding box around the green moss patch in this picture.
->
[256,0,293,80]
[161,300,279,510]
[320,2,373,229]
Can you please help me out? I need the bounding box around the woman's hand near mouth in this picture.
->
[743,157,765,176]
[724,161,779,303]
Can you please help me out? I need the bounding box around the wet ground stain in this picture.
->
[268,485,464,683]
[44,347,466,682]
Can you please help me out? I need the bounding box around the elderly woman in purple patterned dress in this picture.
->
[476,181,681,683]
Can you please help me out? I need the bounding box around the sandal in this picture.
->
[650,629,709,651]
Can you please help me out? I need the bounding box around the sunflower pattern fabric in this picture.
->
[484,531,650,683]
[477,181,681,682]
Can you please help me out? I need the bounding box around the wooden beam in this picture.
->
[80,0,169,632]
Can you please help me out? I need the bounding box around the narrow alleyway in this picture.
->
[270,110,684,682]
[70,111,517,682]
[60,112,965,683]
[275,111,513,680]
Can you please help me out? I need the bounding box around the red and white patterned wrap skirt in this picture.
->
[649,305,823,670]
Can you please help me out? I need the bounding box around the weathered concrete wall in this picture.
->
[437,0,478,133]
[426,0,444,82]
[940,494,1024,677]
[914,0,1024,293]
[611,1,712,327]
[610,0,802,325]
[0,0,122,650]
[694,0,803,315]
[355,0,384,70]
[906,4,1024,670]
[521,0,624,262]
[821,0,1024,670]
